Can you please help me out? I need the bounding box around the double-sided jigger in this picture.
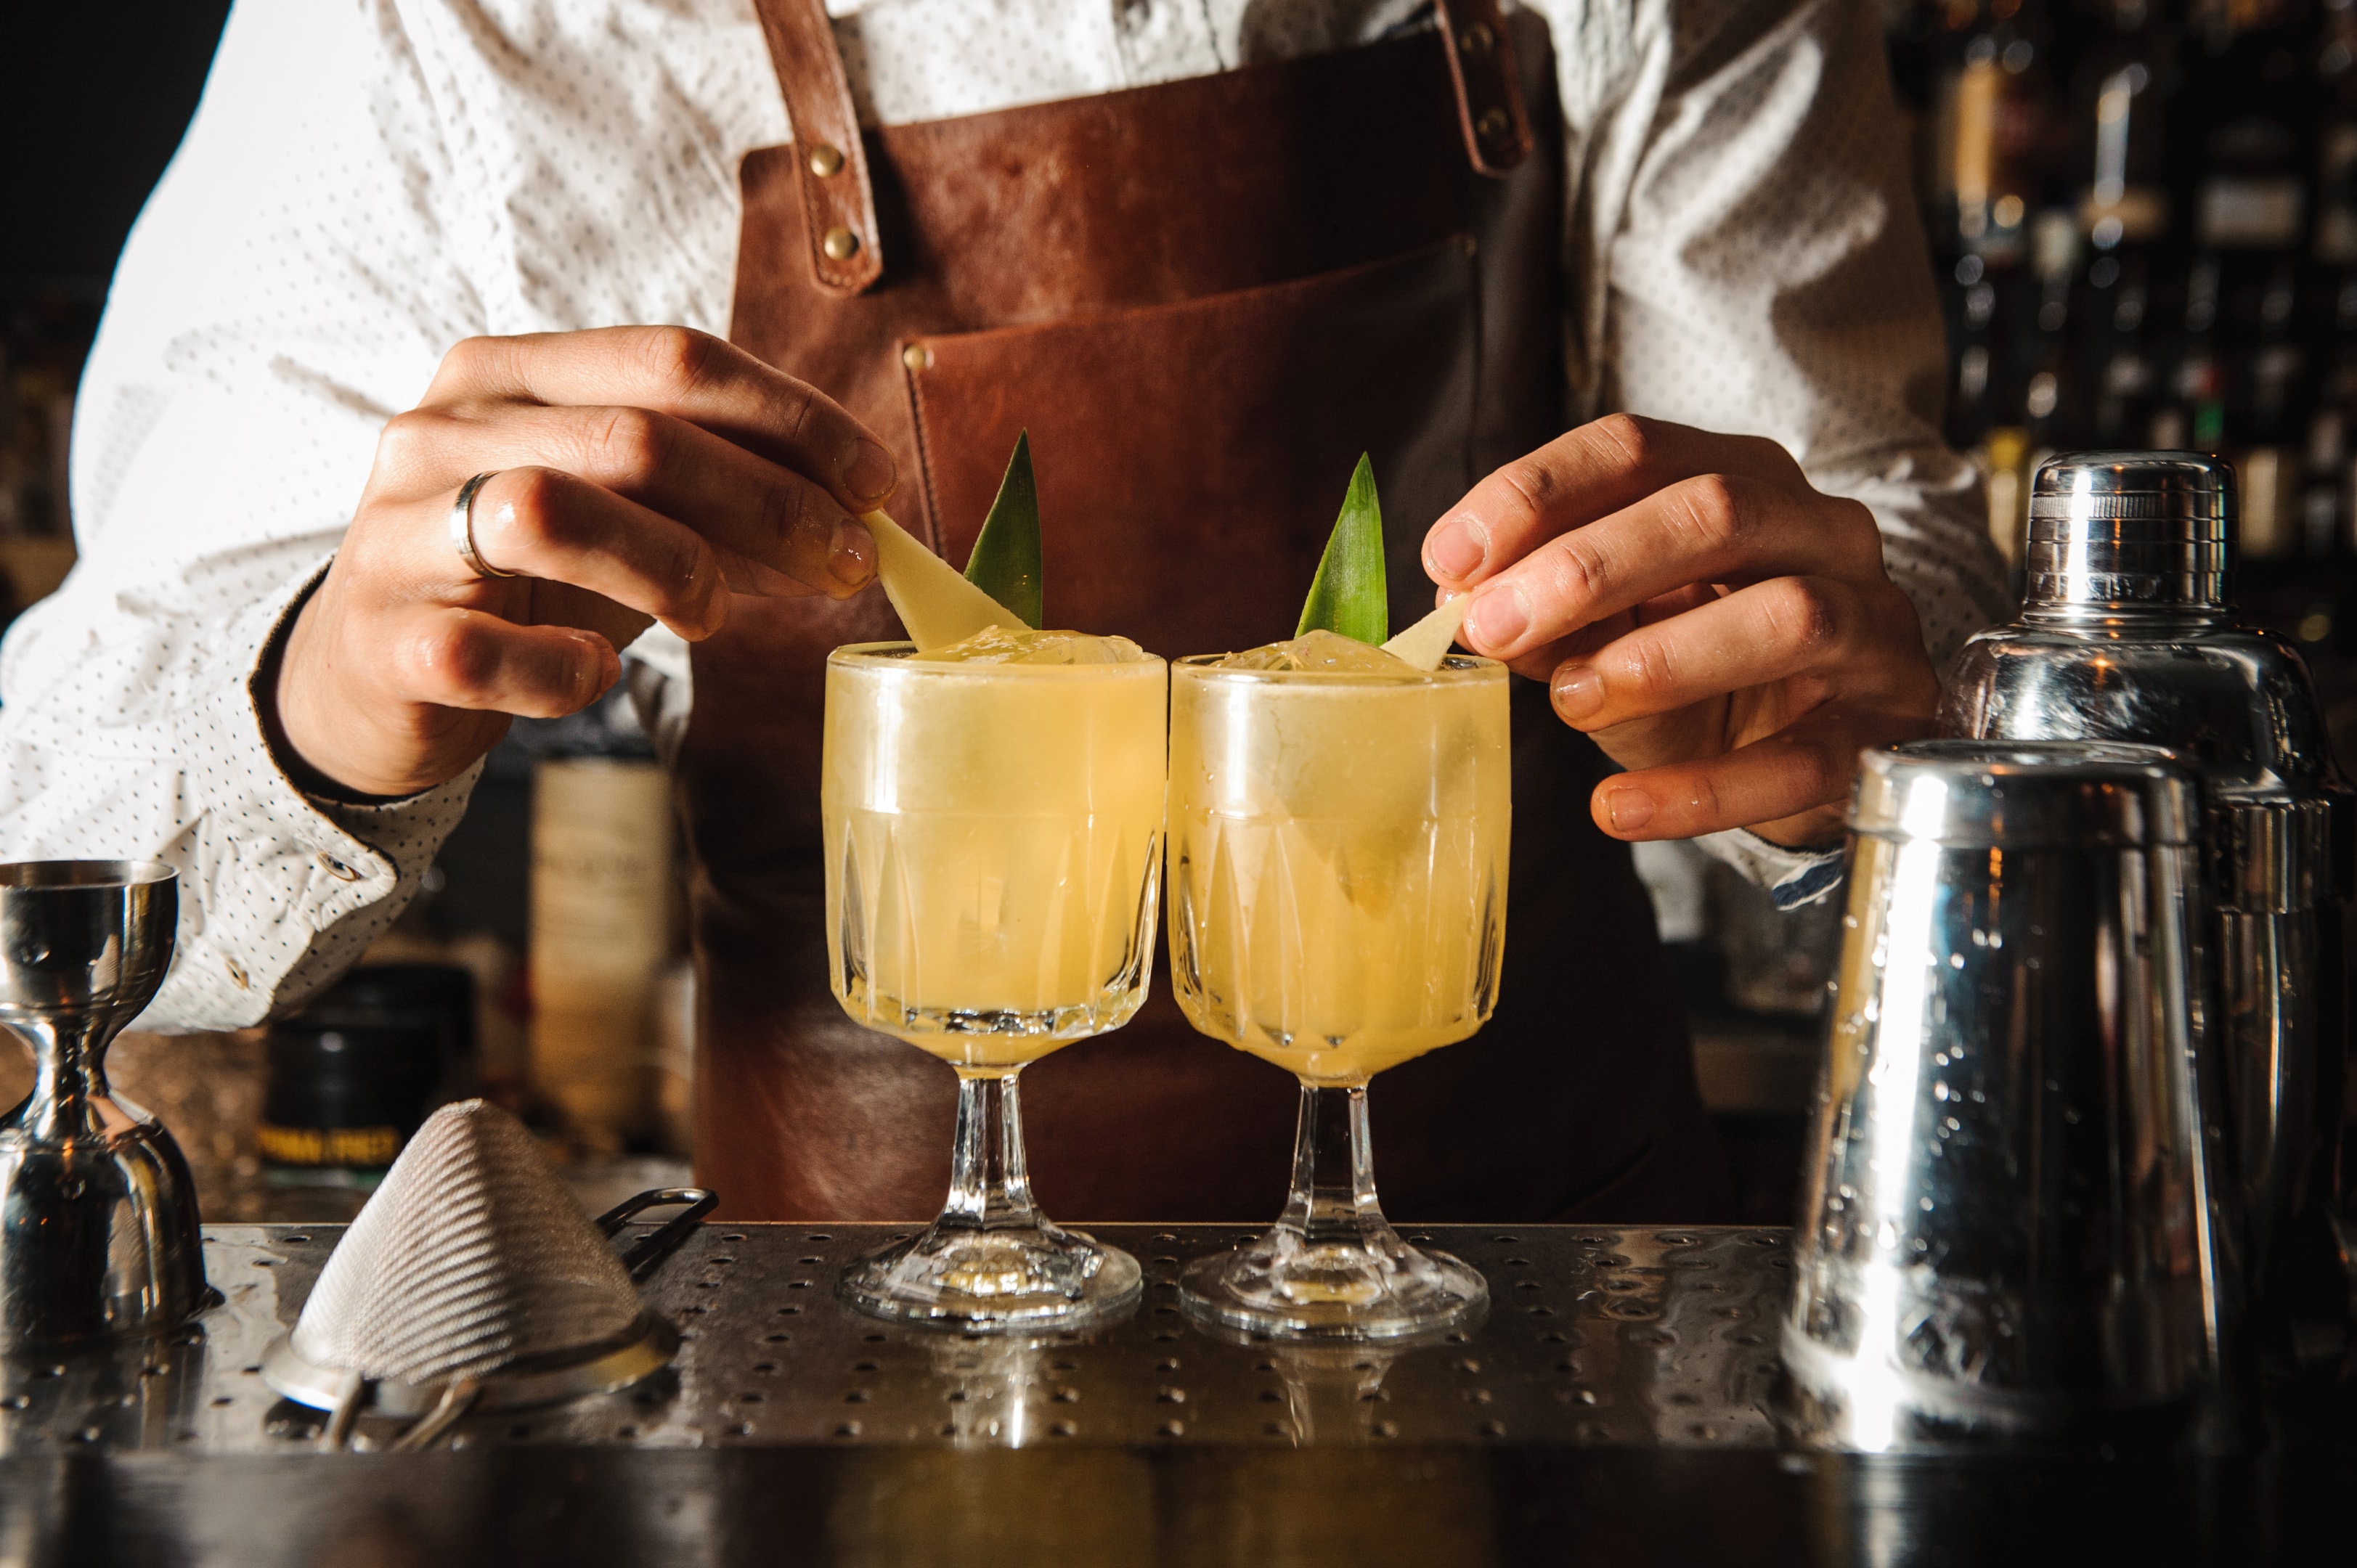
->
[0,860,209,1348]
[1781,743,2245,1453]
[264,1099,712,1450]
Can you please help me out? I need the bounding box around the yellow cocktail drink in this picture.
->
[1167,635,1510,1084]
[823,633,1167,1071]
[1168,629,1509,1342]
[822,627,1163,1329]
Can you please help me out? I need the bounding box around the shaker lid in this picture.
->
[2023,451,2233,613]
[1850,740,2199,846]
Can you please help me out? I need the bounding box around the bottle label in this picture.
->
[2197,175,2307,249]
[257,1122,403,1168]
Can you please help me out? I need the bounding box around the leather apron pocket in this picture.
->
[900,235,1482,656]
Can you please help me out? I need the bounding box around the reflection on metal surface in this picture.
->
[1942,450,2355,1292]
[1783,744,2244,1453]
[0,1225,1790,1455]
[0,1442,2300,1567]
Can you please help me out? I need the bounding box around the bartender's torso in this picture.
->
[668,0,1722,1224]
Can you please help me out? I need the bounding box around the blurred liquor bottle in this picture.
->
[2084,248,2162,444]
[1934,0,2058,264]
[1927,0,2062,572]
[527,690,675,1155]
[2152,253,2225,452]
[2074,0,2178,251]
[2311,1,2357,550]
[2316,278,2357,552]
[2185,0,2323,557]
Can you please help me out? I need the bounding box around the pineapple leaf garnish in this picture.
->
[964,430,1043,630]
[1295,453,1388,645]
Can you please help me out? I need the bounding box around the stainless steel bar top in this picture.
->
[2,1224,1789,1453]
[0,1225,2346,1567]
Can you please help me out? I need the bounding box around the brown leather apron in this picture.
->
[686,0,1730,1223]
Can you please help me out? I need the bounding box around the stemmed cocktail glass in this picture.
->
[1166,647,1510,1339]
[822,639,1165,1328]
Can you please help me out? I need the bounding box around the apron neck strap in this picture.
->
[1433,0,1536,177]
[751,0,886,295]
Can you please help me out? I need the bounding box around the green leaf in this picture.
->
[964,431,1043,630]
[1295,453,1388,645]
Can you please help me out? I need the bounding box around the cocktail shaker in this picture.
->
[1941,452,2351,1292]
[1782,743,2242,1451]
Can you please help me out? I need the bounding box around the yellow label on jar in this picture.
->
[256,1123,402,1168]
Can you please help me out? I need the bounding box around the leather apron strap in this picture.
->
[749,0,1534,294]
[749,0,885,293]
[1433,0,1536,175]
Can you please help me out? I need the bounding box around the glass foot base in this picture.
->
[839,1223,1143,1331]
[1178,1225,1488,1342]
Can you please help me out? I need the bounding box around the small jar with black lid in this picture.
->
[259,963,476,1186]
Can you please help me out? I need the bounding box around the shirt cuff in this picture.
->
[1690,826,1847,912]
[149,553,479,1026]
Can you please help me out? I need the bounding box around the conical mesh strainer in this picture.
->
[290,1098,644,1384]
[263,1099,711,1433]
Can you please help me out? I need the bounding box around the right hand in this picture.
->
[269,326,892,799]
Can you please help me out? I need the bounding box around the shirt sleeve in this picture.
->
[0,0,486,1029]
[1552,0,2011,671]
[1533,0,2008,903]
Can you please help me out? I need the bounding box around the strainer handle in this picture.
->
[595,1186,719,1281]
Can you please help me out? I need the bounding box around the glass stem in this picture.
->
[1279,1080,1384,1244]
[941,1069,1046,1236]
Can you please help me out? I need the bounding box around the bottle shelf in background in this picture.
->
[1894,0,2357,568]
[1889,0,2357,809]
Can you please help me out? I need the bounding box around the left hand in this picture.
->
[1423,415,1942,848]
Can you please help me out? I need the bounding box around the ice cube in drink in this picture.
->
[1166,636,1510,1085]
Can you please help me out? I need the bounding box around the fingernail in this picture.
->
[575,634,618,698]
[1552,663,1603,722]
[1427,514,1488,579]
[839,438,897,504]
[1604,787,1654,834]
[1464,587,1528,651]
[829,518,877,591]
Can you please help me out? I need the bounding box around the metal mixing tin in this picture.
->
[1941,452,2354,1291]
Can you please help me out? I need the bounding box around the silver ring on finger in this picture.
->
[449,471,520,580]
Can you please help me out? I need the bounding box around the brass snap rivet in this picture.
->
[1460,22,1494,57]
[823,226,861,261]
[316,851,361,883]
[224,957,249,991]
[807,142,844,178]
[1476,107,1511,143]
[901,343,932,372]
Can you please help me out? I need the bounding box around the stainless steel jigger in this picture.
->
[1780,743,2244,1453]
[0,861,208,1347]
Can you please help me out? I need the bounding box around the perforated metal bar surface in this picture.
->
[0,1225,1792,1454]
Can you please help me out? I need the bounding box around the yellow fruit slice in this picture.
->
[862,510,1023,652]
[1380,598,1467,671]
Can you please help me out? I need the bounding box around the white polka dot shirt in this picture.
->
[0,0,2007,1028]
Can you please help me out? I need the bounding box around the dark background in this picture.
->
[1,4,234,289]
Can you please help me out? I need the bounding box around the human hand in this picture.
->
[271,327,891,799]
[1423,415,1939,847]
